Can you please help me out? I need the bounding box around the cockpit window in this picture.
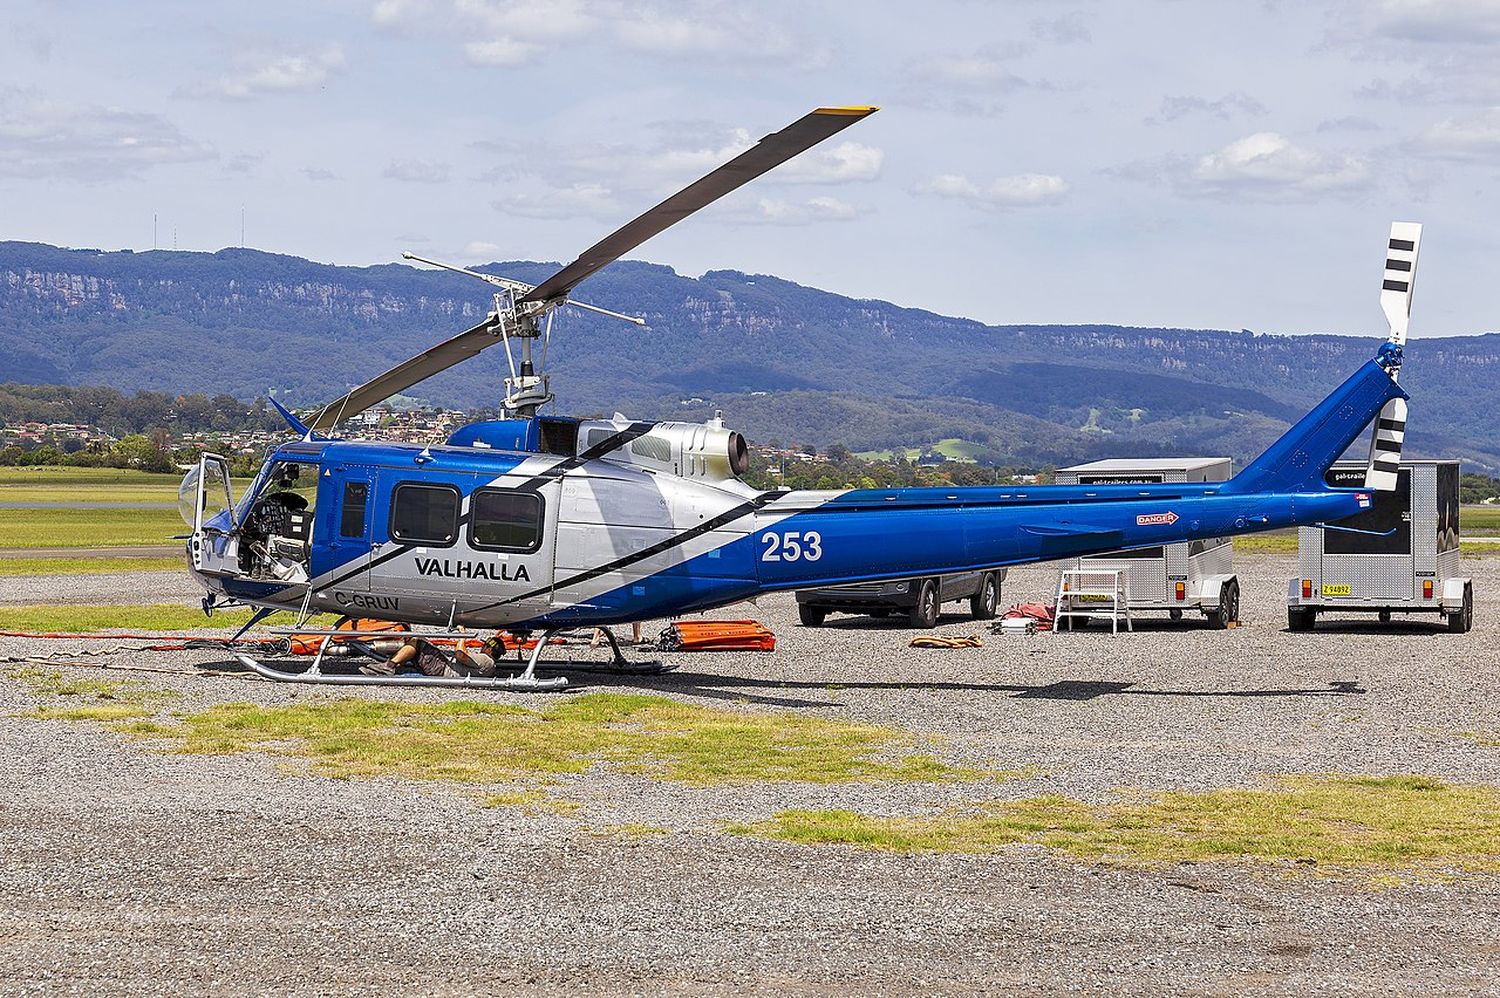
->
[261,461,319,513]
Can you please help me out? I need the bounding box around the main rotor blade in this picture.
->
[306,315,500,431]
[517,106,878,306]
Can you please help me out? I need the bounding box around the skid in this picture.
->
[236,653,570,690]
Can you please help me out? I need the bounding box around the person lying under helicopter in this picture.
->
[358,631,501,678]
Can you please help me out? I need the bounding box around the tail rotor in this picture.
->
[1365,221,1422,491]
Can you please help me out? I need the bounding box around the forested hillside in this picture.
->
[3,240,1497,471]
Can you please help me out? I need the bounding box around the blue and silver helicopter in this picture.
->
[178,106,1425,689]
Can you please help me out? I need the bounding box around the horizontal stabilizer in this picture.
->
[1022,523,1126,559]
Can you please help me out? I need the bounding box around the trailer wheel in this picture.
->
[1288,606,1316,632]
[1208,580,1240,629]
[970,572,1000,620]
[798,605,827,628]
[1378,609,1392,623]
[909,579,939,629]
[1169,609,1183,622]
[1447,584,1473,634]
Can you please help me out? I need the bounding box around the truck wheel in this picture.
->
[970,572,1000,620]
[1288,606,1316,632]
[1168,609,1183,622]
[909,579,939,629]
[1208,580,1240,629]
[1378,609,1392,623]
[798,605,826,628]
[1448,584,1473,634]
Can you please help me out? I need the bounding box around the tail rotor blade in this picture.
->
[1381,221,1422,346]
[1364,397,1407,491]
[1367,221,1421,491]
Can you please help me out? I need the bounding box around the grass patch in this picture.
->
[0,556,183,576]
[0,507,187,549]
[0,468,253,504]
[9,666,177,722]
[0,467,182,485]
[0,603,283,632]
[128,692,985,789]
[743,775,1500,882]
[1462,505,1500,534]
[484,789,584,816]
[1234,530,1298,554]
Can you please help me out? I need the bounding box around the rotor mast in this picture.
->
[399,252,643,417]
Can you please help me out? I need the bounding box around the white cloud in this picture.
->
[914,173,1070,207]
[463,37,540,65]
[778,142,884,183]
[901,43,1042,117]
[1333,0,1500,104]
[224,152,262,175]
[183,44,346,101]
[0,91,214,181]
[1418,107,1500,160]
[494,181,620,219]
[1370,0,1500,46]
[464,240,502,257]
[1152,92,1267,123]
[384,159,451,183]
[730,196,861,225]
[1030,12,1091,45]
[1317,115,1381,133]
[373,1,823,69]
[302,167,340,181]
[906,44,1033,90]
[1185,132,1370,201]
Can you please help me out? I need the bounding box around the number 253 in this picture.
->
[761,530,822,562]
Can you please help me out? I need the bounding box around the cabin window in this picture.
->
[390,483,460,546]
[340,481,369,538]
[469,489,543,552]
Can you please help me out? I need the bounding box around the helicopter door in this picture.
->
[182,453,238,576]
[316,468,376,596]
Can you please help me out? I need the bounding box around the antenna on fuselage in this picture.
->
[1364,221,1421,492]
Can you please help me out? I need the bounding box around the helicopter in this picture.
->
[177,105,1424,690]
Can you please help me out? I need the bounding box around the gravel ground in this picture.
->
[2,554,1498,996]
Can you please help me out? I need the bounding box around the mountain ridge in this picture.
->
[3,240,1497,471]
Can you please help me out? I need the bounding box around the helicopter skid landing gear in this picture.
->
[234,626,672,689]
[235,651,572,691]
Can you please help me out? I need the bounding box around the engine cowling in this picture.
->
[577,414,750,484]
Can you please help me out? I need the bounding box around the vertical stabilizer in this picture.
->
[1220,360,1407,496]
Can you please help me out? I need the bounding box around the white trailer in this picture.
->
[1287,459,1473,632]
[1054,458,1240,628]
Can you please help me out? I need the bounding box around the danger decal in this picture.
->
[1135,511,1180,526]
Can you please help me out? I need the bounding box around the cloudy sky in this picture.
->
[3,0,1498,337]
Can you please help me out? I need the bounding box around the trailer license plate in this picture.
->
[1323,583,1352,596]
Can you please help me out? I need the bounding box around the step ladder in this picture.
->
[1053,569,1134,635]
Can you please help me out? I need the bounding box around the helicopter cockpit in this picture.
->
[238,459,318,582]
